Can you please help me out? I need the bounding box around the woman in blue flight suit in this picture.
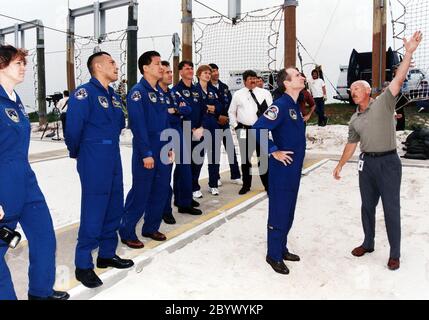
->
[195,65,223,195]
[0,45,69,300]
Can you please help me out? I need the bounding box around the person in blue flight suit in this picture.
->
[120,51,175,249]
[66,52,134,289]
[173,61,206,199]
[159,61,202,225]
[253,67,306,275]
[0,45,69,300]
[209,63,242,186]
[195,65,223,196]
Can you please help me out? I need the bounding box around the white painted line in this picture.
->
[302,159,330,176]
[69,192,268,300]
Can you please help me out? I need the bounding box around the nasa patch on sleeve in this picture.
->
[264,105,279,121]
[131,91,142,102]
[75,88,88,100]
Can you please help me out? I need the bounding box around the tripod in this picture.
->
[41,101,62,141]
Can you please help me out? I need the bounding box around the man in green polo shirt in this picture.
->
[333,31,423,271]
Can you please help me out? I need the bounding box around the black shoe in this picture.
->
[178,206,203,215]
[97,255,134,269]
[192,200,200,208]
[283,252,301,262]
[75,269,103,288]
[28,290,70,300]
[239,187,250,195]
[266,256,290,275]
[163,215,177,225]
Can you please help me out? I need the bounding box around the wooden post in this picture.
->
[182,0,193,62]
[372,0,387,96]
[172,33,181,85]
[66,14,76,92]
[284,0,298,68]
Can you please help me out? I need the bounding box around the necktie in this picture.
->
[250,90,264,117]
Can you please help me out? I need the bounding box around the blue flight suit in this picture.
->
[119,78,171,240]
[196,83,223,189]
[210,81,241,181]
[173,80,205,193]
[253,94,306,262]
[162,88,193,216]
[0,86,56,300]
[66,78,126,270]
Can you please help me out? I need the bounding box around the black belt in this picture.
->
[236,123,253,130]
[362,150,397,157]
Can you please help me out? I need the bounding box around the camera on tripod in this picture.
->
[42,92,64,141]
[0,226,22,249]
[46,92,63,106]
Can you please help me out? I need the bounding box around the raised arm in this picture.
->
[389,31,423,97]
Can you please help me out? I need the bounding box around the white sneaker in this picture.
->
[193,191,203,199]
[218,180,223,187]
[208,188,220,196]
[231,179,243,185]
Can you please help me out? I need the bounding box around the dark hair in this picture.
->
[0,45,28,70]
[138,51,161,74]
[243,70,257,82]
[311,69,319,77]
[178,60,194,71]
[63,90,70,97]
[209,63,219,70]
[87,51,111,75]
[277,67,298,90]
[161,60,170,67]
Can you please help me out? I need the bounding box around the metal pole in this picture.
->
[228,0,241,20]
[372,0,387,96]
[284,0,298,68]
[14,24,19,47]
[36,24,47,126]
[172,33,181,85]
[21,31,25,49]
[94,1,101,41]
[182,0,193,61]
[66,14,76,92]
[127,0,138,89]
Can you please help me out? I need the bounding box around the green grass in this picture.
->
[306,102,429,130]
[29,112,60,123]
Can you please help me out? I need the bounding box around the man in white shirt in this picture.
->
[308,69,328,126]
[57,90,69,139]
[229,70,273,195]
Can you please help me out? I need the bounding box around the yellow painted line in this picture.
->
[55,189,265,291]
[39,158,329,291]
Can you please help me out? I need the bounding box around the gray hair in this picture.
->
[351,80,371,90]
